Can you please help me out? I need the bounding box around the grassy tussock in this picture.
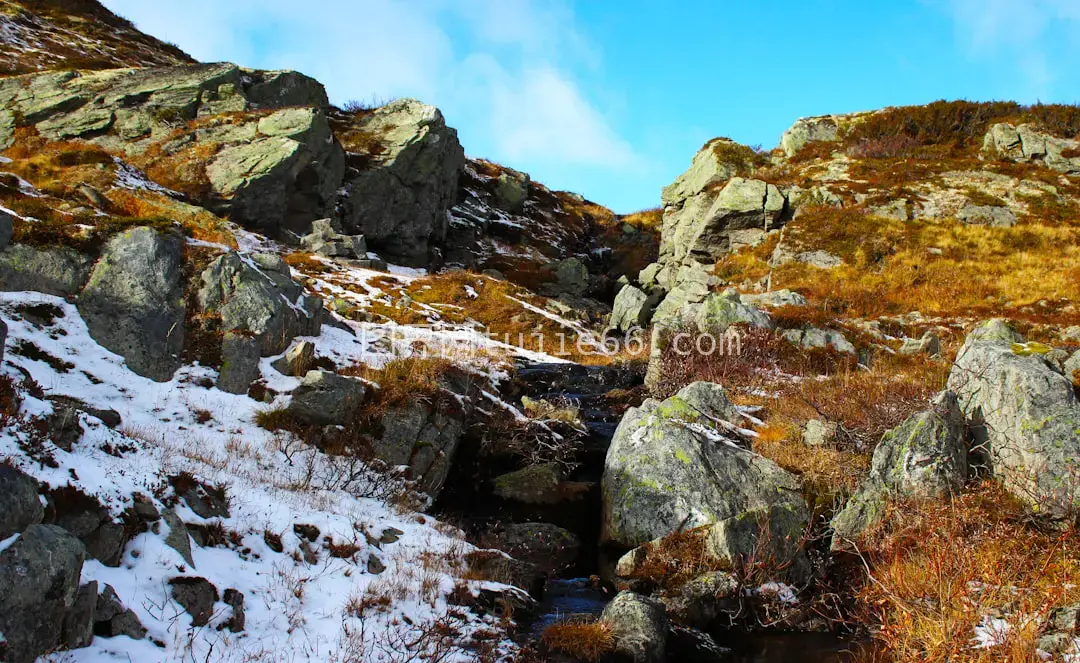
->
[540,619,615,661]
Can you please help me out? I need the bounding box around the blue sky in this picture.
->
[102,0,1080,214]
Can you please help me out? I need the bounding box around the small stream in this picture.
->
[438,362,860,662]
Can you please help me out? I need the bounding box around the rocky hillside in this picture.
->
[3,3,1080,663]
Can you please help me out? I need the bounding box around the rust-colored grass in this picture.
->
[855,483,1080,663]
[541,619,615,661]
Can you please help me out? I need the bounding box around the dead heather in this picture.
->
[855,483,1080,663]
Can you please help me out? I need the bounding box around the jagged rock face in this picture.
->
[602,381,809,548]
[779,115,842,157]
[0,64,342,236]
[984,123,1080,175]
[948,320,1080,518]
[204,107,344,236]
[78,227,186,382]
[197,251,323,358]
[662,176,788,267]
[0,465,43,540]
[338,99,465,266]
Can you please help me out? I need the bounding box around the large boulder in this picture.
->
[779,115,841,157]
[338,99,465,266]
[0,245,94,298]
[832,392,967,544]
[662,176,787,266]
[286,370,366,426]
[0,465,43,540]
[0,525,86,663]
[205,107,344,236]
[983,123,1080,175]
[947,320,1080,518]
[602,382,809,549]
[600,592,669,663]
[368,369,477,498]
[609,284,660,332]
[78,227,185,381]
[198,251,323,357]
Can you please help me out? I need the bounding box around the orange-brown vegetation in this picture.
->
[540,619,615,662]
[855,484,1080,663]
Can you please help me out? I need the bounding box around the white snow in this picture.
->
[0,291,521,663]
[0,533,18,554]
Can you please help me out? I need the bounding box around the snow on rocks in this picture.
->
[0,291,521,662]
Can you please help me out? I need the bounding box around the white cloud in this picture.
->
[101,0,639,170]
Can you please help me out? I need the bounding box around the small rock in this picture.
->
[221,588,245,633]
[293,523,320,542]
[169,577,219,627]
[272,340,316,377]
[367,553,386,575]
[601,591,669,663]
[163,508,195,567]
[217,331,261,395]
[802,419,837,447]
[899,331,941,357]
[286,370,366,426]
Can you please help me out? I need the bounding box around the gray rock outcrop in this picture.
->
[602,382,809,549]
[0,465,43,540]
[300,218,367,258]
[780,115,842,157]
[78,227,185,382]
[0,245,94,298]
[983,123,1080,175]
[338,99,465,266]
[286,370,366,426]
[947,320,1080,518]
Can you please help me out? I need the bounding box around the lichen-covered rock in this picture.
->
[78,227,185,382]
[781,325,856,354]
[0,525,86,663]
[780,115,841,157]
[899,331,941,357]
[983,123,1080,175]
[339,99,465,266]
[299,218,366,258]
[492,463,573,504]
[832,391,967,545]
[609,284,660,332]
[663,177,787,265]
[272,340,316,377]
[198,251,323,356]
[602,382,809,548]
[741,289,807,309]
[369,369,477,498]
[600,591,669,663]
[696,289,774,332]
[217,331,261,395]
[286,370,366,426]
[0,465,43,540]
[947,320,1080,517]
[206,108,344,236]
[957,204,1017,227]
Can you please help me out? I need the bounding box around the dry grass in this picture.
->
[855,483,1080,662]
[617,527,715,590]
[341,356,456,415]
[725,206,1080,321]
[540,619,615,661]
